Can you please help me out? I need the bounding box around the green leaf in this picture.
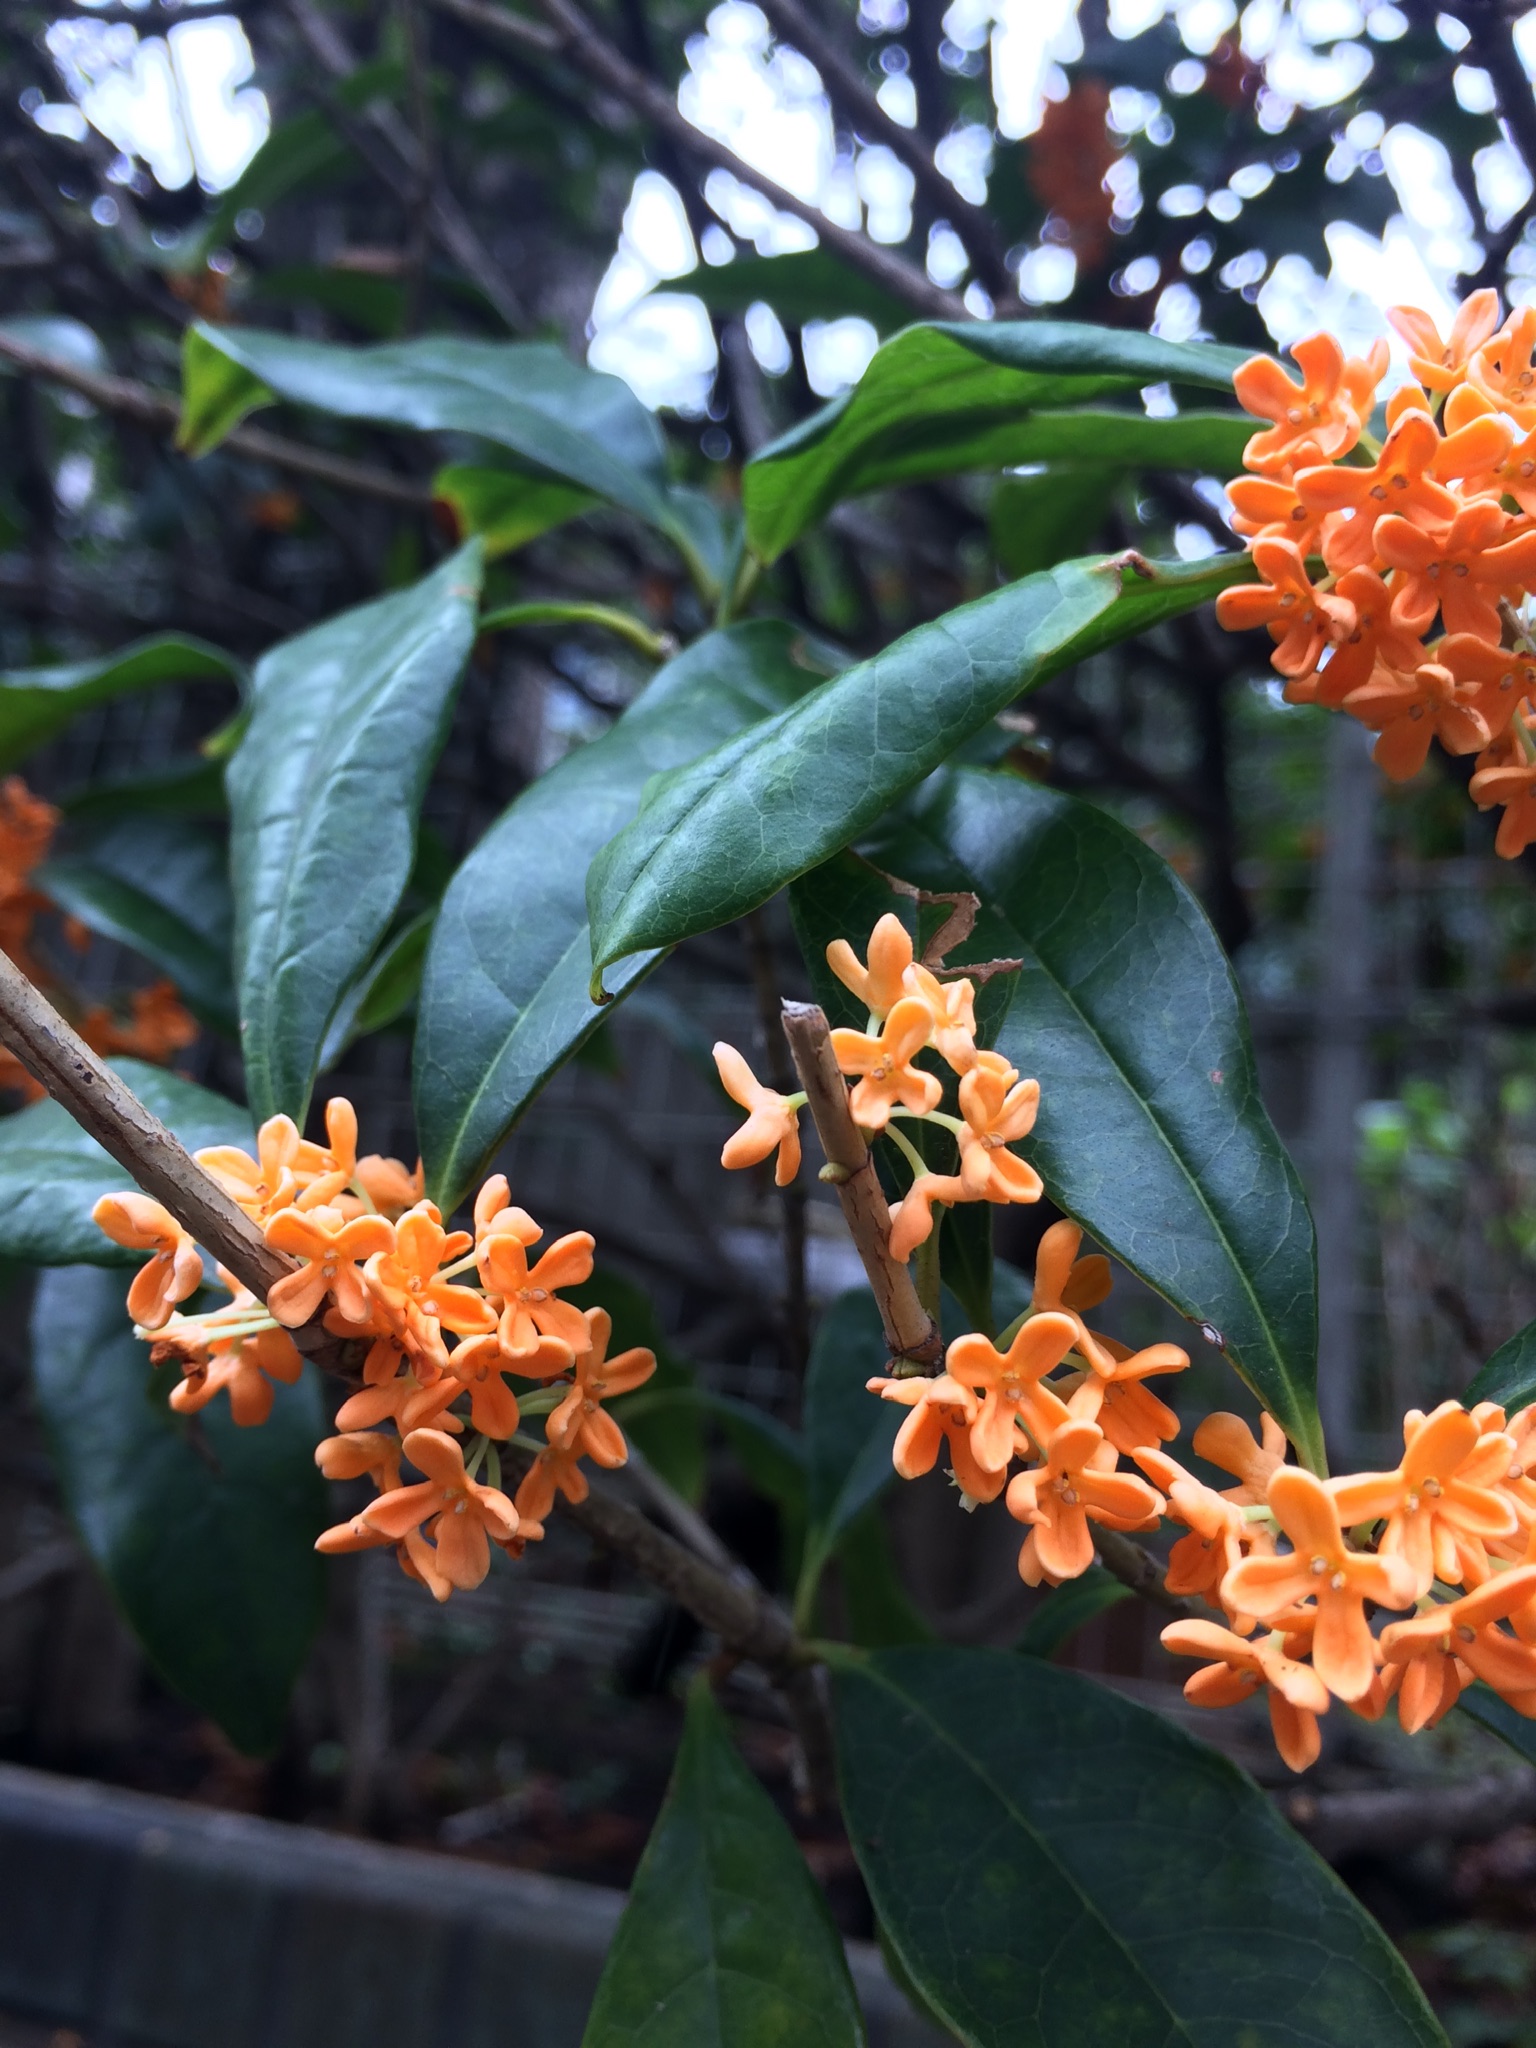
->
[253,263,407,339]
[31,1266,325,1756]
[990,467,1118,581]
[582,1676,867,2047]
[229,543,482,1125]
[836,1510,933,1649]
[1464,1316,1536,1413]
[569,1269,705,1506]
[685,247,914,332]
[39,815,235,1032]
[796,1290,900,1625]
[1015,1565,1133,1659]
[0,633,242,773]
[832,1646,1447,2048]
[480,599,674,660]
[318,908,436,1068]
[181,322,718,590]
[64,754,227,822]
[433,462,598,557]
[178,326,273,456]
[742,323,1249,561]
[587,553,1248,996]
[1458,1682,1536,1764]
[414,621,840,1209]
[0,1059,250,1266]
[857,766,1321,1471]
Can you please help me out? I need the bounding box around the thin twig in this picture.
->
[780,1000,942,1366]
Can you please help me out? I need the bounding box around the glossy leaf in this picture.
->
[582,1676,866,2048]
[64,754,227,822]
[479,599,673,660]
[742,323,1249,560]
[1015,1566,1133,1659]
[31,1266,325,1756]
[796,1289,900,1624]
[40,815,235,1032]
[432,462,597,557]
[0,1058,250,1266]
[181,322,717,590]
[1458,1683,1536,1764]
[1464,1315,1536,1413]
[832,1646,1445,2048]
[0,633,242,773]
[414,621,840,1209]
[853,767,1320,1470]
[229,543,482,1125]
[991,467,1118,581]
[587,552,1248,996]
[317,909,436,1069]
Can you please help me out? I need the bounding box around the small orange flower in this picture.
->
[1283,567,1422,709]
[1222,1468,1416,1701]
[712,1043,802,1185]
[1232,332,1379,474]
[1136,1448,1253,1609]
[825,912,915,1018]
[197,1114,303,1223]
[1471,724,1536,857]
[1328,1400,1517,1598]
[1380,1565,1536,1728]
[335,1365,462,1435]
[830,996,941,1131]
[358,1427,523,1591]
[1295,410,1458,573]
[514,1439,591,1522]
[169,1325,303,1428]
[263,1205,396,1326]
[903,963,981,1074]
[1006,1415,1163,1583]
[477,1220,593,1359]
[315,1429,402,1492]
[955,1062,1042,1203]
[1466,304,1536,424]
[1437,633,1536,742]
[1089,1339,1189,1454]
[92,1192,204,1329]
[946,1311,1080,1473]
[1377,500,1536,642]
[1214,539,1356,678]
[1388,290,1502,392]
[547,1306,655,1465]
[1161,1619,1330,1772]
[1027,1219,1116,1373]
[1225,475,1325,556]
[887,1170,967,1261]
[869,1370,1006,1503]
[366,1201,496,1344]
[1342,659,1492,781]
[1191,1410,1288,1504]
[443,1333,522,1439]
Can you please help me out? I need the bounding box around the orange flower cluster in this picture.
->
[0,774,196,1096]
[713,912,1044,1254]
[870,1219,1536,1772]
[1217,292,1536,855]
[92,1096,652,1602]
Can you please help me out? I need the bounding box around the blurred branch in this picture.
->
[1285,1766,1536,1863]
[1463,1,1536,290]
[0,329,433,509]
[752,0,1015,302]
[430,0,968,322]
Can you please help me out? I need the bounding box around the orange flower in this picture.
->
[92,1192,204,1329]
[888,1170,967,1261]
[1342,659,1492,781]
[197,1114,302,1223]
[1380,1565,1536,1727]
[1437,632,1536,742]
[443,1333,522,1439]
[1161,1619,1330,1772]
[1006,1414,1163,1583]
[1232,333,1382,474]
[547,1306,655,1465]
[1295,410,1458,573]
[335,1367,461,1435]
[955,1062,1043,1202]
[1225,476,1325,557]
[1466,304,1536,424]
[869,1370,1006,1503]
[830,996,941,1131]
[514,1439,590,1522]
[1328,1400,1517,1597]
[1027,1219,1116,1373]
[366,1202,496,1343]
[1192,1410,1288,1504]
[903,964,981,1074]
[1136,1449,1252,1609]
[946,1310,1081,1473]
[1221,1467,1416,1700]
[315,1429,402,1492]
[1090,1339,1189,1454]
[84,981,198,1063]
[358,1427,523,1591]
[263,1205,396,1326]
[169,1325,303,1428]
[712,1043,802,1185]
[1376,501,1536,642]
[1388,290,1502,392]
[1282,568,1421,708]
[1470,727,1536,857]
[477,1220,593,1358]
[825,912,915,1018]
[1214,539,1356,677]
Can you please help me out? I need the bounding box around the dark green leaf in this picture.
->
[63,754,227,822]
[939,1204,995,1339]
[685,247,914,332]
[1465,1316,1536,1413]
[1015,1566,1133,1659]
[318,909,436,1068]
[415,621,841,1209]
[433,462,598,557]
[0,634,242,773]
[797,1290,900,1623]
[31,1266,325,1755]
[832,1646,1446,2047]
[1458,1682,1536,1764]
[857,767,1321,1470]
[0,1059,250,1266]
[991,467,1118,581]
[479,599,673,660]
[742,323,1248,560]
[836,1510,934,1649]
[253,263,406,339]
[587,553,1248,996]
[582,1676,866,2047]
[181,323,717,589]
[39,815,235,1032]
[569,1269,705,1506]
[229,543,482,1125]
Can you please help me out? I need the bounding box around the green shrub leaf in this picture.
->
[31,1265,325,1756]
[0,633,241,773]
[432,462,598,557]
[582,1676,866,2047]
[832,1646,1446,2047]
[1465,1316,1536,1413]
[796,1289,900,1625]
[229,542,481,1124]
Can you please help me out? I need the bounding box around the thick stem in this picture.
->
[779,1001,942,1368]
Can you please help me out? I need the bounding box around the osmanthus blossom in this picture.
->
[1387,288,1502,391]
[1379,1567,1536,1730]
[1328,1399,1517,1597]
[1005,1410,1164,1585]
[1161,1619,1332,1773]
[546,1307,657,1465]
[830,996,945,1130]
[710,1042,803,1185]
[92,1191,203,1329]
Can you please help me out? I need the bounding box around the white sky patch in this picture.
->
[802,317,880,397]
[588,172,717,413]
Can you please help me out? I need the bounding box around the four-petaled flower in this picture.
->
[264,1204,396,1326]
[1232,332,1382,474]
[1214,539,1357,677]
[92,1192,203,1329]
[825,911,915,1019]
[547,1307,656,1465]
[1379,1565,1536,1730]
[955,1062,1043,1202]
[1388,289,1501,392]
[1006,1413,1164,1583]
[947,1311,1081,1473]
[869,1370,1005,1504]
[712,1043,802,1186]
[477,1220,594,1359]
[1342,659,1492,781]
[1161,1619,1331,1772]
[829,996,942,1131]
[357,1427,524,1594]
[1328,1399,1517,1597]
